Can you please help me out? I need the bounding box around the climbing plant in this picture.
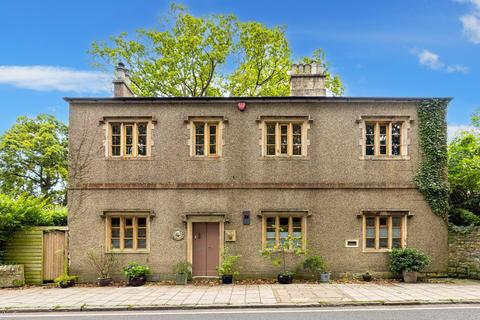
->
[414,99,450,220]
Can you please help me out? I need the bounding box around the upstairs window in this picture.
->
[109,122,150,158]
[365,122,403,158]
[192,121,222,157]
[264,122,304,157]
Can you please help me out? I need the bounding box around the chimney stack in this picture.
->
[289,62,326,96]
[113,62,134,97]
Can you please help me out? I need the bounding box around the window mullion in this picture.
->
[288,216,293,250]
[205,123,209,156]
[288,123,293,156]
[275,123,279,156]
[133,217,138,250]
[120,217,125,250]
[388,123,392,157]
[275,216,280,247]
[375,216,380,250]
[388,216,393,249]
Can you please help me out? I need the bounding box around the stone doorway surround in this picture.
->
[182,212,227,277]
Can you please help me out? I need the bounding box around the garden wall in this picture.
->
[0,265,24,288]
[448,227,480,279]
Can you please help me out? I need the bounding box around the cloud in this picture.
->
[0,66,111,93]
[457,0,480,44]
[416,49,469,73]
[448,124,479,140]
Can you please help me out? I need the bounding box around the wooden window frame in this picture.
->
[362,214,407,252]
[105,216,150,253]
[262,215,307,251]
[364,121,404,159]
[263,121,306,157]
[192,121,222,158]
[108,122,151,158]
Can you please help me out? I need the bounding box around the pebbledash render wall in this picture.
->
[67,97,449,281]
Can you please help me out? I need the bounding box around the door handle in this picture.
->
[194,233,201,240]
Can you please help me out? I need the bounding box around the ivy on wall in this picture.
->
[414,99,450,220]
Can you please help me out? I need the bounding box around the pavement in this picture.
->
[1,280,480,313]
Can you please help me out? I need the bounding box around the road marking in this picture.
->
[1,305,480,318]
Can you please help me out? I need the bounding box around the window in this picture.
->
[193,121,221,157]
[263,215,305,250]
[365,122,403,157]
[363,214,406,251]
[264,122,304,157]
[109,122,150,157]
[107,216,149,252]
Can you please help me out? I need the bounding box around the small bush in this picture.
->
[389,248,430,273]
[217,248,241,276]
[302,255,327,276]
[122,262,150,280]
[173,261,192,279]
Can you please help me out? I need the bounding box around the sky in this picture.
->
[0,0,479,136]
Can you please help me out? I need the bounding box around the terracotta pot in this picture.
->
[221,275,233,284]
[97,277,112,287]
[277,274,293,284]
[128,276,146,286]
[402,271,418,283]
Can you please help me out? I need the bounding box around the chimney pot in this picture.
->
[113,62,134,97]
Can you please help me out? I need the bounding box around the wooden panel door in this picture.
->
[192,222,219,277]
[43,231,66,281]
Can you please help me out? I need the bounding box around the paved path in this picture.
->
[1,281,480,312]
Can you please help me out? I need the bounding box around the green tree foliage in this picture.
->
[301,49,345,96]
[448,109,480,226]
[0,114,68,204]
[0,194,67,261]
[227,22,290,96]
[90,3,344,97]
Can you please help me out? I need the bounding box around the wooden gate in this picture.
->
[43,231,67,281]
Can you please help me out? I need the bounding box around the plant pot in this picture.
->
[221,275,233,284]
[362,273,373,282]
[67,280,75,287]
[97,277,112,287]
[277,274,293,284]
[175,273,188,285]
[128,276,146,286]
[402,271,418,283]
[59,281,69,288]
[320,272,331,283]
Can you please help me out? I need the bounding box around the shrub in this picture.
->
[54,274,77,287]
[173,261,192,279]
[122,262,150,280]
[302,255,327,276]
[389,248,430,273]
[217,248,241,276]
[87,247,118,279]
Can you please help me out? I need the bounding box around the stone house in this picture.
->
[67,63,450,280]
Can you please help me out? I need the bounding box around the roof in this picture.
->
[64,96,453,104]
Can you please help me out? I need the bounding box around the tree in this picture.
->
[0,114,68,204]
[90,3,344,97]
[448,109,480,226]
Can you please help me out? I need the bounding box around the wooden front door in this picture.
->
[192,222,219,277]
[43,231,67,281]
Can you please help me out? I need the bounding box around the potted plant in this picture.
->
[302,255,330,283]
[362,271,373,282]
[389,248,430,283]
[54,274,77,288]
[87,247,118,286]
[173,261,192,285]
[217,248,241,284]
[261,232,304,284]
[122,262,150,286]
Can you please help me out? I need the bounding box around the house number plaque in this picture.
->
[172,228,185,241]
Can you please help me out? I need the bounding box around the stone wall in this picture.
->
[0,265,25,288]
[448,228,480,279]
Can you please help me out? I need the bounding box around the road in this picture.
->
[0,305,480,320]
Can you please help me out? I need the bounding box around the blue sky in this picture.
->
[0,0,479,135]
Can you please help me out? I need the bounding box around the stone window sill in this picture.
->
[104,156,154,161]
[360,156,410,161]
[259,156,310,161]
